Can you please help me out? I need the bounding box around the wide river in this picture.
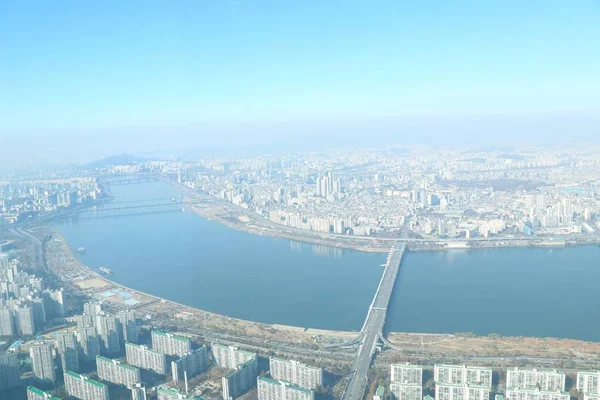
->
[57,182,600,341]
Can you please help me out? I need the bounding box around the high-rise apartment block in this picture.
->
[222,358,259,400]
[30,343,56,384]
[435,383,490,400]
[117,310,138,344]
[390,364,423,400]
[269,357,323,390]
[172,346,209,384]
[26,386,61,400]
[64,370,109,400]
[506,368,565,392]
[0,351,20,391]
[0,306,15,336]
[258,376,315,400]
[506,388,569,400]
[56,331,79,372]
[152,330,191,357]
[96,313,121,354]
[578,371,600,400]
[126,342,167,375]
[131,383,148,400]
[77,326,100,363]
[435,365,492,387]
[96,355,141,386]
[212,343,256,369]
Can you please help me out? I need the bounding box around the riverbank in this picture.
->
[175,183,600,254]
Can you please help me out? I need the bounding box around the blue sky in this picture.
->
[1,1,599,164]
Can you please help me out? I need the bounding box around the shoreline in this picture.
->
[173,183,600,254]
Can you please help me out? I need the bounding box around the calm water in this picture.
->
[386,247,600,341]
[57,182,600,341]
[56,182,385,331]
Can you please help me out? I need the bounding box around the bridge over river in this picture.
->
[342,242,406,400]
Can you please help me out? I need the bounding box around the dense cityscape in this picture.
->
[1,146,600,400]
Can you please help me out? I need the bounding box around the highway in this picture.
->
[342,243,406,400]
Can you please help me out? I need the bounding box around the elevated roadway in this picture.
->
[342,243,406,400]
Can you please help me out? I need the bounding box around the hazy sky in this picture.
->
[1,1,599,165]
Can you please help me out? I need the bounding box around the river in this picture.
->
[56,182,600,341]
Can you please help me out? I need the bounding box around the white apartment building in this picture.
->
[391,363,423,385]
[506,387,569,400]
[64,370,109,400]
[212,343,256,370]
[435,365,492,387]
[391,382,422,400]
[269,357,323,389]
[506,368,565,392]
[126,342,167,375]
[435,383,489,400]
[258,376,315,400]
[30,343,56,383]
[152,330,191,357]
[578,371,600,397]
[96,356,141,386]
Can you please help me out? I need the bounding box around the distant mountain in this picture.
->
[81,154,146,170]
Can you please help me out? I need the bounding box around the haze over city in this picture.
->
[2,1,600,166]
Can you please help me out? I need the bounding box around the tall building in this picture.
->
[43,289,65,318]
[391,363,423,385]
[30,343,56,384]
[77,326,100,363]
[435,384,489,400]
[390,364,423,400]
[0,253,8,270]
[434,365,492,387]
[96,313,121,354]
[0,306,14,336]
[172,346,209,384]
[0,351,20,391]
[64,370,109,400]
[96,355,141,386]
[125,342,167,375]
[578,371,600,398]
[75,314,94,329]
[26,386,61,400]
[117,310,138,344]
[83,302,101,327]
[506,388,569,400]
[152,330,191,357]
[506,368,566,392]
[56,331,79,372]
[14,302,35,336]
[131,383,148,400]
[29,295,47,331]
[212,343,256,370]
[258,376,315,400]
[269,357,323,389]
[222,358,259,400]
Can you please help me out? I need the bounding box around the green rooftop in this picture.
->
[65,370,106,389]
[27,386,61,400]
[152,330,190,342]
[97,356,139,372]
[376,386,385,396]
[258,376,313,394]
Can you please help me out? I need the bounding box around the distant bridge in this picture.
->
[95,173,162,185]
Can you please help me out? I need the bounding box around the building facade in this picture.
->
[269,357,323,390]
[0,351,20,391]
[222,358,259,400]
[391,364,423,385]
[126,342,167,375]
[64,370,109,400]
[435,384,490,400]
[390,383,422,400]
[77,326,100,363]
[26,386,61,400]
[30,343,56,384]
[56,331,79,372]
[435,365,492,387]
[172,346,209,384]
[506,388,570,400]
[577,371,600,397]
[96,355,141,386]
[117,310,138,344]
[152,330,191,357]
[257,376,315,400]
[96,313,121,355]
[506,368,565,392]
[212,343,256,370]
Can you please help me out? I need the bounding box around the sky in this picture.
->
[1,1,599,165]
